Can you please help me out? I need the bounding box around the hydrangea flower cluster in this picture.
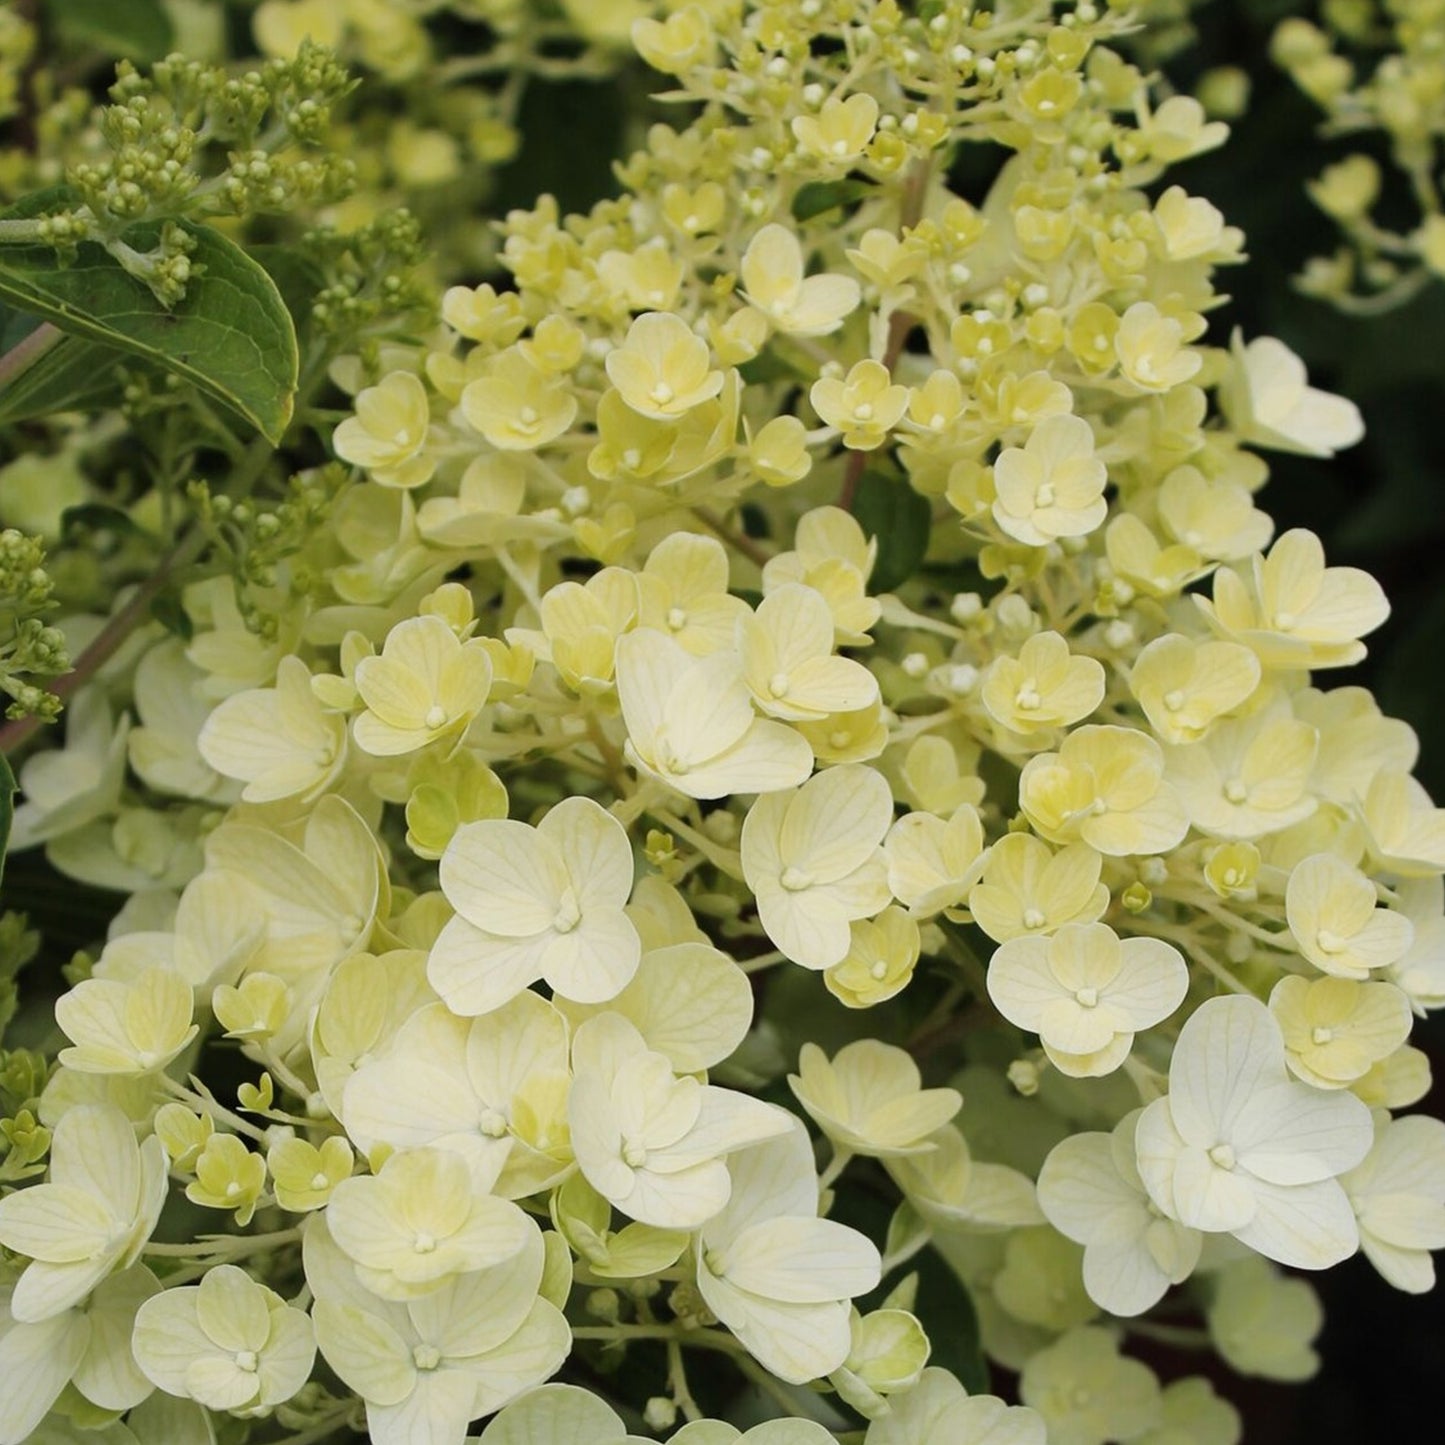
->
[2,3,1445,1444]
[1275,0,1445,312]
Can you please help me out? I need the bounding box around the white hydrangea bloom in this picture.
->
[740,764,893,969]
[0,1104,167,1322]
[198,655,347,803]
[430,795,642,1014]
[1340,1110,1445,1293]
[8,687,130,852]
[55,966,197,1076]
[1037,1111,1203,1316]
[886,1125,1044,1233]
[326,1146,532,1298]
[1196,528,1389,672]
[1222,333,1364,458]
[353,614,495,757]
[740,223,861,337]
[788,1040,962,1157]
[343,994,574,1200]
[738,584,879,722]
[1285,852,1414,979]
[131,1265,315,1413]
[863,1366,1046,1445]
[987,923,1188,1077]
[0,1268,157,1445]
[1135,995,1373,1268]
[696,1122,882,1384]
[128,639,236,802]
[1018,1327,1162,1445]
[306,1215,569,1445]
[569,1012,791,1228]
[615,630,812,800]
[1136,1377,1242,1445]
[1205,1256,1322,1381]
[475,1382,651,1443]
[884,805,989,919]
[1360,769,1445,876]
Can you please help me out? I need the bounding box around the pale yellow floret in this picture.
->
[1269,975,1412,1088]
[982,631,1105,735]
[789,1040,962,1157]
[353,614,495,757]
[792,93,880,163]
[461,348,579,452]
[605,312,725,420]
[824,907,922,1008]
[1019,725,1189,857]
[332,371,437,489]
[1285,852,1414,979]
[991,414,1107,546]
[811,360,911,450]
[969,834,1110,943]
[740,224,861,337]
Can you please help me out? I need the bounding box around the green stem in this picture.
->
[667,1336,704,1422]
[571,1324,746,1356]
[144,1226,303,1260]
[692,506,772,570]
[0,219,44,244]
[0,320,63,388]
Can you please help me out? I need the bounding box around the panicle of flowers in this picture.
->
[2,3,1445,1444]
[1274,0,1445,312]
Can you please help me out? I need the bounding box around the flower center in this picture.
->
[235,1351,258,1373]
[478,1108,510,1138]
[413,1344,441,1372]
[1023,907,1047,930]
[1075,986,1099,1008]
[553,888,582,933]
[424,704,447,730]
[780,865,813,892]
[1208,1142,1237,1171]
[1316,928,1347,955]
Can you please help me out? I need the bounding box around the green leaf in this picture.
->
[45,0,175,62]
[0,751,14,890]
[851,470,933,592]
[792,179,874,222]
[0,191,298,442]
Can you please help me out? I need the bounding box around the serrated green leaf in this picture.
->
[45,0,174,62]
[0,752,14,890]
[0,191,298,442]
[851,470,933,592]
[792,179,873,222]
